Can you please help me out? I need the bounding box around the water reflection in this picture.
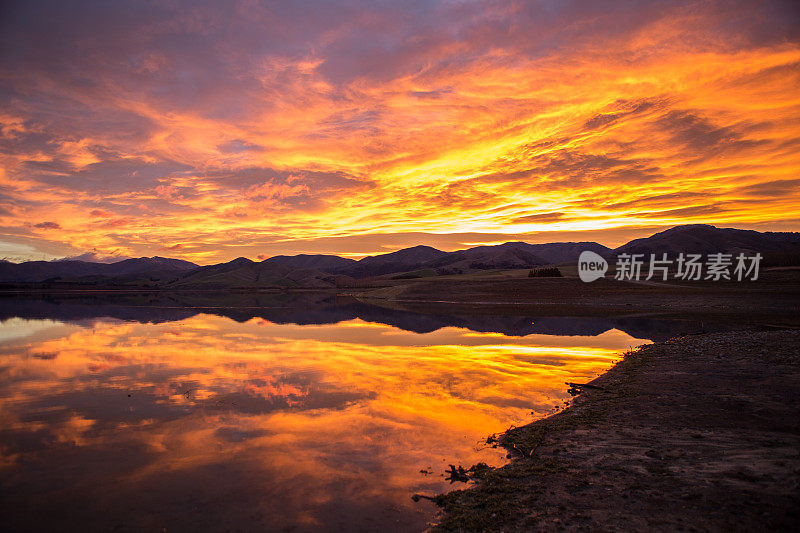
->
[1,295,667,531]
[0,291,715,340]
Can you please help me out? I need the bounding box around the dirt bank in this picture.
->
[432,330,800,531]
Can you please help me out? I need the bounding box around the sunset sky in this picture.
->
[1,0,799,263]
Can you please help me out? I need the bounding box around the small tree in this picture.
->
[529,267,562,277]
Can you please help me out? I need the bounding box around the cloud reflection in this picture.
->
[0,313,648,529]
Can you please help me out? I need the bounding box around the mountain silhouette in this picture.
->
[0,256,197,283]
[0,292,718,342]
[262,254,357,271]
[612,224,800,262]
[1,225,798,285]
[165,257,344,289]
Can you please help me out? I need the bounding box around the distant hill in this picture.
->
[311,242,614,278]
[165,257,344,289]
[258,227,800,278]
[358,245,448,266]
[420,244,546,274]
[613,224,800,264]
[0,256,341,288]
[440,241,612,266]
[338,245,450,277]
[98,256,198,275]
[0,256,197,283]
[329,241,611,277]
[262,254,357,271]
[2,225,798,286]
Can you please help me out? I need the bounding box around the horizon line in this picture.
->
[3,222,798,266]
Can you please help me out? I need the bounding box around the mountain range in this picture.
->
[615,224,800,257]
[0,256,197,284]
[1,224,798,287]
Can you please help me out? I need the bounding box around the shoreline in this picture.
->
[2,268,799,326]
[431,329,800,531]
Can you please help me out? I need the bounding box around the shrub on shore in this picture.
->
[529,267,562,277]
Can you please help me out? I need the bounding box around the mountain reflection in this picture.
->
[0,291,714,340]
[0,294,695,530]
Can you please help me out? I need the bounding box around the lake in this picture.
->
[0,293,706,531]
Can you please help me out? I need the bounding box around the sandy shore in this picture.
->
[431,330,800,531]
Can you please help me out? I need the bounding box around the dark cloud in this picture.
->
[21,157,193,194]
[316,108,384,136]
[601,192,710,211]
[657,110,741,149]
[512,212,566,224]
[216,139,263,153]
[96,218,132,229]
[33,221,60,229]
[637,204,723,218]
[201,167,374,214]
[527,152,664,188]
[583,99,661,131]
[3,1,796,112]
[737,179,800,197]
[583,112,624,131]
[409,88,453,99]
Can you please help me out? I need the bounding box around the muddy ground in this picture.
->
[430,330,800,531]
[350,268,800,326]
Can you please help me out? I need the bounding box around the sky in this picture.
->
[1,0,799,264]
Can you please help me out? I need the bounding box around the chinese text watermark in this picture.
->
[578,251,762,283]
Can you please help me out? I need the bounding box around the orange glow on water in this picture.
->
[0,314,647,528]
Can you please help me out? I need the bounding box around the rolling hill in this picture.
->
[336,245,450,277]
[0,256,197,283]
[612,224,800,263]
[262,254,357,271]
[418,244,546,274]
[293,242,613,278]
[165,257,344,289]
[328,241,613,277]
[2,225,798,286]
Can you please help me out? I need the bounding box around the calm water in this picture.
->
[0,294,703,531]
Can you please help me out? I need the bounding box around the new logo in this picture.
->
[578,250,608,282]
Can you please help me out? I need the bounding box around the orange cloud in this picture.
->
[0,1,798,262]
